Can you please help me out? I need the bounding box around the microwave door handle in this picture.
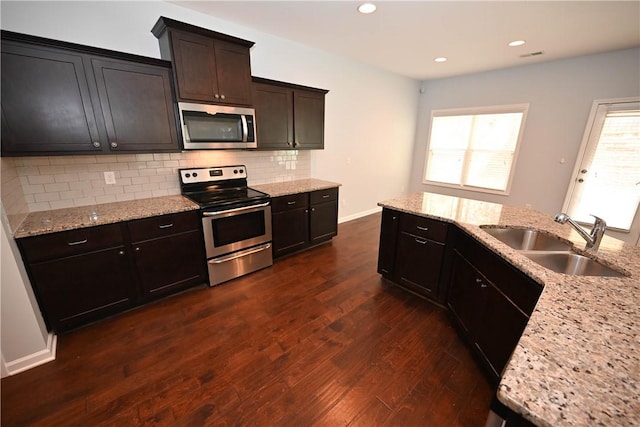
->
[241,115,248,143]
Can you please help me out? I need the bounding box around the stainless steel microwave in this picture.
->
[178,102,257,150]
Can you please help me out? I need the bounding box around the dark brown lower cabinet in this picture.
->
[272,187,338,258]
[376,210,542,385]
[377,208,450,303]
[18,211,207,332]
[128,211,207,301]
[29,245,135,332]
[447,229,541,383]
[395,232,445,298]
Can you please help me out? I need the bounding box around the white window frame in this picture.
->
[422,104,529,196]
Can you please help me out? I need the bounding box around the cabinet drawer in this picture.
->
[128,210,200,242]
[19,223,124,263]
[399,214,448,243]
[272,193,309,213]
[310,187,338,204]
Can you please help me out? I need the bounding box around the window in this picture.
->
[563,98,640,239]
[423,104,528,194]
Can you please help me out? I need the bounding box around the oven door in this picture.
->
[202,202,272,258]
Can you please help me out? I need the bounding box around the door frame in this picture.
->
[561,96,640,244]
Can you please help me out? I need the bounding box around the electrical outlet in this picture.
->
[104,171,116,185]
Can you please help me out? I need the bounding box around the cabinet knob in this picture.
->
[118,250,125,256]
[135,247,140,252]
[287,142,292,146]
[92,141,101,148]
[475,278,483,283]
[220,94,226,100]
[110,142,118,149]
[312,207,316,212]
[578,178,584,183]
[214,94,220,99]
[293,141,299,148]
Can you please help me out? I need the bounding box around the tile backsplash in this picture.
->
[4,150,310,214]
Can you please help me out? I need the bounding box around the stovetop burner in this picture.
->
[179,165,270,210]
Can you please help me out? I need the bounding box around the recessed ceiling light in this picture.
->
[508,40,526,47]
[434,57,447,63]
[358,3,377,14]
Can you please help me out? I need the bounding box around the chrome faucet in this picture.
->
[554,213,606,251]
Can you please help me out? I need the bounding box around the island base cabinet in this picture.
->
[447,230,540,383]
[395,233,444,298]
[376,208,449,304]
[377,208,399,277]
[29,247,135,332]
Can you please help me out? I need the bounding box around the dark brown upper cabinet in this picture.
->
[0,30,180,156]
[152,17,254,106]
[252,77,328,150]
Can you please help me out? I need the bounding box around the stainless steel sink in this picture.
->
[522,251,628,277]
[481,227,573,251]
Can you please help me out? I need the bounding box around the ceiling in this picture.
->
[170,1,640,81]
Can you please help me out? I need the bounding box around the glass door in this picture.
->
[562,98,640,244]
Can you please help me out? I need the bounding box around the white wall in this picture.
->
[1,207,55,377]
[0,0,420,221]
[411,48,640,218]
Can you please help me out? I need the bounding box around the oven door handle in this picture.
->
[209,243,272,264]
[202,202,270,217]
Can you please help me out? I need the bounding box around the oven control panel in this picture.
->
[180,166,247,184]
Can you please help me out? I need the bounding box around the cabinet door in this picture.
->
[293,89,325,149]
[29,247,134,331]
[0,41,102,155]
[170,30,217,102]
[253,82,294,149]
[447,251,487,339]
[377,209,399,277]
[272,208,309,257]
[91,58,180,152]
[395,232,445,297]
[475,285,529,379]
[132,230,206,300]
[309,200,338,245]
[213,40,253,106]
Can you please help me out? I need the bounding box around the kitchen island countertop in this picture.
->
[378,192,640,427]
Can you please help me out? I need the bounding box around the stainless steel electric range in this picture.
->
[179,165,272,286]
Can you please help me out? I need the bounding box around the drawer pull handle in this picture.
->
[417,226,429,231]
[287,201,296,205]
[322,194,330,199]
[67,239,88,246]
[475,278,482,283]
[159,223,174,229]
[415,237,428,245]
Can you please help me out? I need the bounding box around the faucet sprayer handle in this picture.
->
[554,213,569,223]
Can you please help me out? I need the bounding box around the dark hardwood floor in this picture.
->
[2,212,494,426]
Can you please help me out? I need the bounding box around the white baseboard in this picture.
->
[338,206,382,224]
[4,332,57,376]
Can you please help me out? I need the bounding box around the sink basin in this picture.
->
[522,251,628,277]
[481,227,573,251]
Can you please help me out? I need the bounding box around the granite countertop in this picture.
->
[14,195,200,239]
[252,178,341,197]
[378,192,640,427]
